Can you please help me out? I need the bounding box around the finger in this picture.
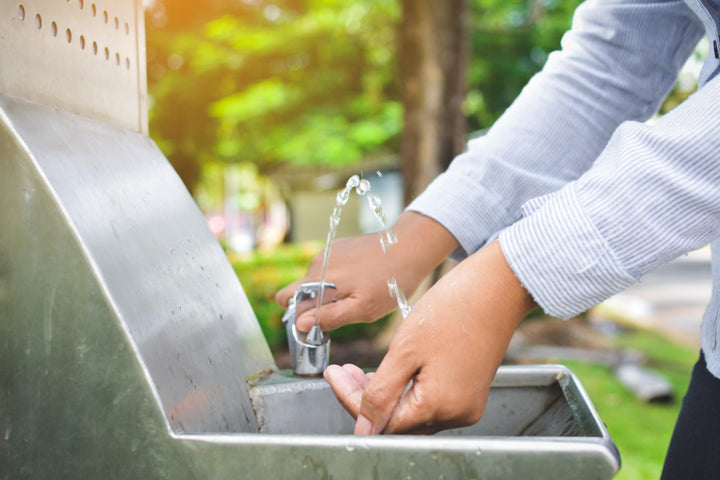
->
[354,342,420,435]
[324,364,365,419]
[380,377,434,434]
[341,364,370,388]
[275,279,306,308]
[383,369,485,434]
[296,297,370,331]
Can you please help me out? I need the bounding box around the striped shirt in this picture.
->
[408,0,720,377]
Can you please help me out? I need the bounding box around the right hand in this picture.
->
[275,211,459,332]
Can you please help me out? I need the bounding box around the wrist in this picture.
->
[391,211,459,287]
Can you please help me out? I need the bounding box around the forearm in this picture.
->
[501,74,720,319]
[389,211,459,289]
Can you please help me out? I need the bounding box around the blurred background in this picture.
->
[143,1,708,478]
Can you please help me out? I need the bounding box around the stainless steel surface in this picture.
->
[248,372,356,434]
[234,366,621,479]
[282,282,335,376]
[0,94,275,437]
[0,0,147,133]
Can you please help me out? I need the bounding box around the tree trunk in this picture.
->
[399,0,469,205]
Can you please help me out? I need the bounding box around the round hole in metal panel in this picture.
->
[114,17,119,30]
[91,3,96,16]
[115,52,120,65]
[35,14,41,29]
[18,5,25,21]
[125,22,129,35]
[51,21,57,37]
[79,0,84,9]
[80,35,86,49]
[103,10,108,23]
[125,57,130,70]
[65,28,72,43]
[92,41,98,55]
[104,47,109,60]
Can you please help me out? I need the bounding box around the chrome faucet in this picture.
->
[282,282,336,376]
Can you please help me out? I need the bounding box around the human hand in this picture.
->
[324,241,536,434]
[275,211,458,332]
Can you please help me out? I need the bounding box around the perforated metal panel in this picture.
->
[0,0,147,133]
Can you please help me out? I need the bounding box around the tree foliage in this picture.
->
[464,0,581,131]
[146,0,401,192]
[146,0,581,192]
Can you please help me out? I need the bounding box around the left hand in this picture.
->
[324,241,536,434]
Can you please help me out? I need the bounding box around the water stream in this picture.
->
[307,174,411,345]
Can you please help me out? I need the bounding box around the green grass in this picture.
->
[562,327,697,480]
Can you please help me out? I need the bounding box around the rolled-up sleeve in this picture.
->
[501,74,720,318]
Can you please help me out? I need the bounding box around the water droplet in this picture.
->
[376,170,383,177]
[368,194,387,225]
[380,229,398,252]
[387,278,412,319]
[329,207,342,229]
[355,178,371,195]
[336,188,351,206]
[345,444,355,452]
[475,449,483,456]
[368,193,382,211]
[346,175,360,189]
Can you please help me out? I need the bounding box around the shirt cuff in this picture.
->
[407,168,518,259]
[499,184,639,319]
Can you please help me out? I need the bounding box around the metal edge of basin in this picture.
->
[242,364,620,479]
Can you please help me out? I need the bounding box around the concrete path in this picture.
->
[595,247,712,349]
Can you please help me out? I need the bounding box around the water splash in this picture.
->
[387,277,412,319]
[312,175,412,339]
[312,176,362,340]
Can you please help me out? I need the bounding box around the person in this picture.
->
[276,0,720,476]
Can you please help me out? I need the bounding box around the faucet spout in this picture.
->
[281,282,336,376]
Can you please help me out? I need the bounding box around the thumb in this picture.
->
[354,344,420,435]
[296,296,372,332]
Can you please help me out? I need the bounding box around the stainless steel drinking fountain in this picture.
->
[0,1,620,478]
